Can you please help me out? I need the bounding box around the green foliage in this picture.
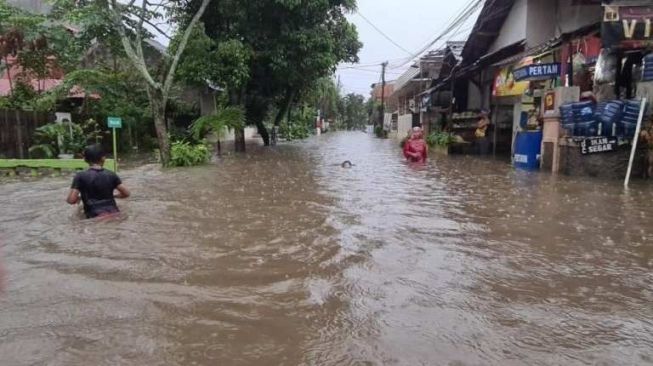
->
[28,119,109,158]
[341,93,367,130]
[374,125,386,138]
[279,122,311,141]
[29,123,61,158]
[190,106,245,140]
[174,24,250,91]
[400,136,409,148]
[426,131,456,147]
[29,122,84,158]
[181,0,362,141]
[170,141,211,167]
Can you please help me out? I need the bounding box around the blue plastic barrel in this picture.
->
[514,131,543,170]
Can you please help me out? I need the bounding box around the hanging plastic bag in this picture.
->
[594,49,617,84]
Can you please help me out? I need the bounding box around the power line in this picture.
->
[356,10,413,55]
[389,1,513,70]
[392,0,484,68]
[338,67,403,75]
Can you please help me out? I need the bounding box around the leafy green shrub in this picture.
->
[400,136,409,148]
[279,122,311,141]
[426,131,456,147]
[29,122,87,158]
[170,141,210,167]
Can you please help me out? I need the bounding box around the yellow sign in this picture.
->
[493,59,531,97]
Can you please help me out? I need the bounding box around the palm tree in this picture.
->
[190,106,245,156]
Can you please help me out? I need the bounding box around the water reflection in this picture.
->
[0,132,651,365]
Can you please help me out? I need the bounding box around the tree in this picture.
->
[181,0,361,149]
[53,0,213,166]
[341,93,367,130]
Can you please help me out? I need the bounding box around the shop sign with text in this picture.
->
[513,63,561,81]
[580,136,618,155]
[493,59,531,97]
[602,5,653,48]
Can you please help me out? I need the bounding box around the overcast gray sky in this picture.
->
[336,0,481,96]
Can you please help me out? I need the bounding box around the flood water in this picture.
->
[1,132,652,365]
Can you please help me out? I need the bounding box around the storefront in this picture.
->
[545,3,652,179]
[490,56,553,160]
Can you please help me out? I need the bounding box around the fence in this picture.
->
[0,109,52,159]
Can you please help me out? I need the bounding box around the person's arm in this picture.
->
[67,174,81,205]
[403,139,411,159]
[66,189,81,205]
[114,184,130,199]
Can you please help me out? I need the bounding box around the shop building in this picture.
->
[425,0,619,170]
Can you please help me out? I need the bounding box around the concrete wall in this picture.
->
[526,0,602,47]
[223,127,257,141]
[556,0,602,36]
[397,114,413,140]
[467,81,482,110]
[488,0,527,53]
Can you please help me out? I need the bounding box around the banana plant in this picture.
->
[190,106,245,156]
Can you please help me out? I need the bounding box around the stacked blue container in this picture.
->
[572,100,598,136]
[559,103,575,136]
[642,54,653,82]
[596,100,623,137]
[620,100,643,137]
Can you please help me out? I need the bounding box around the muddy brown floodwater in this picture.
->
[1,132,652,365]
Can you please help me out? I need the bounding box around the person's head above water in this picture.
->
[411,126,423,139]
[341,160,353,168]
[83,144,106,166]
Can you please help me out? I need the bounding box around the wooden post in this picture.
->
[16,110,24,159]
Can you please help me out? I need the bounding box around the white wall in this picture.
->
[223,127,257,141]
[397,115,413,140]
[488,0,527,53]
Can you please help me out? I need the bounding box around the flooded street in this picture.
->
[1,132,652,365]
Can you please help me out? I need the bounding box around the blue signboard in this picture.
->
[513,63,561,82]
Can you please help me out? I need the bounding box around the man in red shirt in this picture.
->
[403,127,428,163]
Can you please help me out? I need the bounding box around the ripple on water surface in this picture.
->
[0,132,652,365]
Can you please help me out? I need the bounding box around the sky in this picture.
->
[336,0,482,97]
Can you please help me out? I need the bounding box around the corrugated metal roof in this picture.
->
[461,0,517,66]
[392,66,421,94]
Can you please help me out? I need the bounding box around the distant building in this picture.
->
[370,81,395,103]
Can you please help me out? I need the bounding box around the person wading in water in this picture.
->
[403,127,428,163]
[475,110,492,155]
[66,145,130,219]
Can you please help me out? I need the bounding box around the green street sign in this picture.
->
[108,117,122,129]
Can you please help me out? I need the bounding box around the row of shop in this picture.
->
[383,0,653,179]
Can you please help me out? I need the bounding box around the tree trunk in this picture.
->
[274,89,294,127]
[4,56,13,94]
[234,128,246,153]
[246,98,270,146]
[257,119,270,146]
[216,139,222,156]
[148,88,171,165]
[287,102,293,125]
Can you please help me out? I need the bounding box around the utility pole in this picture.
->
[379,61,389,130]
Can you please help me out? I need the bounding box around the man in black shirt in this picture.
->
[66,145,130,219]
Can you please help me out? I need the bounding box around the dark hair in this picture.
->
[83,144,106,164]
